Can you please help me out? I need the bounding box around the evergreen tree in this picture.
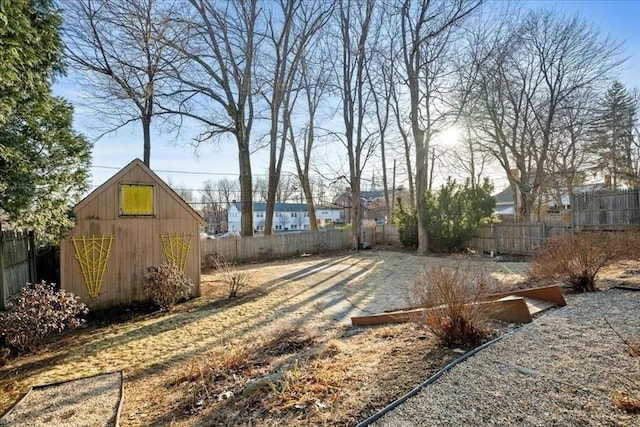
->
[591,81,638,188]
[0,0,91,243]
[424,178,495,253]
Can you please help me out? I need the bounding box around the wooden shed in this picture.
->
[60,159,204,309]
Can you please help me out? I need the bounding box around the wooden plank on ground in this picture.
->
[524,298,555,316]
[352,296,534,326]
[484,284,566,307]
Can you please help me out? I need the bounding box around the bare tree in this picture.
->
[542,91,594,211]
[398,0,483,252]
[217,178,240,207]
[258,0,332,235]
[253,177,268,203]
[445,118,494,189]
[389,73,415,209]
[285,32,334,232]
[63,0,178,167]
[275,174,299,202]
[199,178,239,233]
[162,0,259,236]
[468,9,624,220]
[166,179,193,204]
[333,0,380,249]
[365,18,396,227]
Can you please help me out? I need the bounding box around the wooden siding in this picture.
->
[60,160,202,309]
[1,230,36,309]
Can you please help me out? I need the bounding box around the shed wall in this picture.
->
[60,163,201,309]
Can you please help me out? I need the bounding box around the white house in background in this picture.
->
[227,202,341,233]
[315,206,341,227]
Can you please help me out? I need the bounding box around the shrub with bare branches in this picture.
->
[0,281,88,353]
[210,255,253,298]
[530,232,624,292]
[143,262,194,311]
[409,263,494,348]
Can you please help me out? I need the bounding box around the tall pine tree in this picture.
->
[591,81,638,188]
[0,0,91,243]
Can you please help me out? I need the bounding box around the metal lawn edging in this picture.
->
[354,333,509,427]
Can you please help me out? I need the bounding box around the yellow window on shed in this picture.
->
[120,184,154,216]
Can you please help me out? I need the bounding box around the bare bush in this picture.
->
[0,281,88,353]
[210,255,253,298]
[204,253,225,269]
[143,262,194,311]
[409,263,494,348]
[530,232,624,292]
[313,241,330,254]
[618,228,640,259]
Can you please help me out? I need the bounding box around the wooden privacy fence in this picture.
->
[362,225,401,246]
[572,189,640,230]
[200,226,401,264]
[201,229,351,262]
[468,223,571,256]
[469,189,640,256]
[1,230,36,309]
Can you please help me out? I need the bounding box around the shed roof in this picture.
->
[75,158,204,224]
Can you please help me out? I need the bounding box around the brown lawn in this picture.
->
[1,250,532,426]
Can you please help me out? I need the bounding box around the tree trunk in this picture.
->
[237,130,254,237]
[142,114,151,167]
[414,129,429,253]
[351,183,362,249]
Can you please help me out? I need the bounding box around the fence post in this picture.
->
[491,224,497,256]
[0,229,5,309]
[28,231,37,284]
[570,193,576,231]
[637,188,640,227]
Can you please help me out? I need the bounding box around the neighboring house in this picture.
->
[227,202,341,233]
[494,187,515,215]
[315,207,342,227]
[334,178,406,225]
[494,183,608,217]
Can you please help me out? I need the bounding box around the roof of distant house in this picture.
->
[361,190,384,201]
[230,202,309,212]
[494,187,514,205]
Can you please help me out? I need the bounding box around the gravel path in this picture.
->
[0,371,122,427]
[375,288,640,426]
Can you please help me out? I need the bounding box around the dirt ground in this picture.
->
[0,249,557,426]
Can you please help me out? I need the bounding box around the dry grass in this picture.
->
[614,391,640,414]
[0,251,531,426]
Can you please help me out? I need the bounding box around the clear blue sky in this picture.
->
[53,0,640,196]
